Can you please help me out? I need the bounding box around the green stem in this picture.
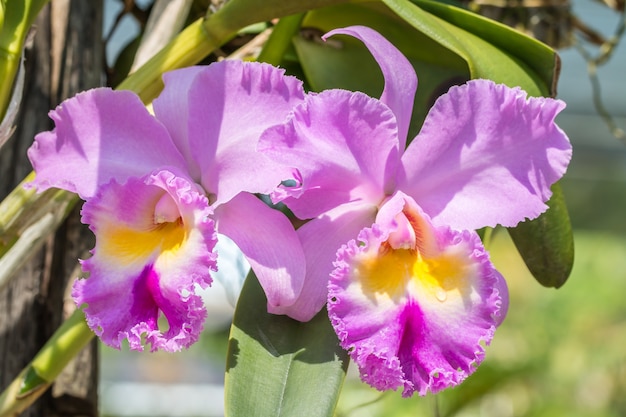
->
[0,0,49,119]
[117,17,227,103]
[117,0,363,102]
[0,171,36,235]
[0,309,94,417]
[257,13,306,66]
[0,188,78,292]
[0,1,6,34]
[31,309,95,381]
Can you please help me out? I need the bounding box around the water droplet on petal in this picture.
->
[435,288,447,302]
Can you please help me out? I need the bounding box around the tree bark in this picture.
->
[0,1,103,416]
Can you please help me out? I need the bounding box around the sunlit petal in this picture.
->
[272,201,377,321]
[329,193,504,396]
[73,170,217,352]
[213,192,306,311]
[153,66,207,179]
[28,88,187,199]
[259,89,399,219]
[399,79,572,230]
[181,60,305,206]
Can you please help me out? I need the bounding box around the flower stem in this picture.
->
[116,0,363,102]
[257,13,306,66]
[0,309,94,417]
[0,0,49,120]
[117,17,225,103]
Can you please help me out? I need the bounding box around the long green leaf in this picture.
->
[508,184,574,288]
[382,0,552,96]
[224,272,349,417]
[409,0,560,97]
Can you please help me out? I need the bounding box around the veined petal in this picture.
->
[272,202,377,321]
[213,192,305,311]
[259,90,399,220]
[181,60,305,206]
[399,79,572,230]
[74,170,217,352]
[27,88,187,199]
[328,193,505,396]
[324,26,417,149]
[153,66,207,180]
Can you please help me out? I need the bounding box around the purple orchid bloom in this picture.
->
[259,26,571,395]
[27,61,306,351]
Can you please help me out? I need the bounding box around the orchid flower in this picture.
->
[259,26,572,395]
[27,61,306,351]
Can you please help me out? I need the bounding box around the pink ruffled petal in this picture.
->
[328,192,505,396]
[324,25,417,149]
[181,60,305,206]
[73,170,217,352]
[272,201,377,321]
[27,88,187,199]
[399,79,572,230]
[213,192,306,311]
[259,89,399,220]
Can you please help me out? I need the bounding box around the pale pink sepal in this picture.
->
[213,192,306,311]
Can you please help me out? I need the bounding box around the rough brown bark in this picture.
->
[0,1,103,416]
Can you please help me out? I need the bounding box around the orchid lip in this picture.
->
[328,192,505,396]
[74,171,217,352]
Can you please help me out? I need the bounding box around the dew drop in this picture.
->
[435,288,447,302]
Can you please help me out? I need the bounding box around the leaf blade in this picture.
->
[224,272,349,417]
[508,183,575,288]
[382,0,552,96]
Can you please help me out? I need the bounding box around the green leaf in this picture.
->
[508,183,574,288]
[408,0,560,96]
[382,0,554,97]
[224,272,349,417]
